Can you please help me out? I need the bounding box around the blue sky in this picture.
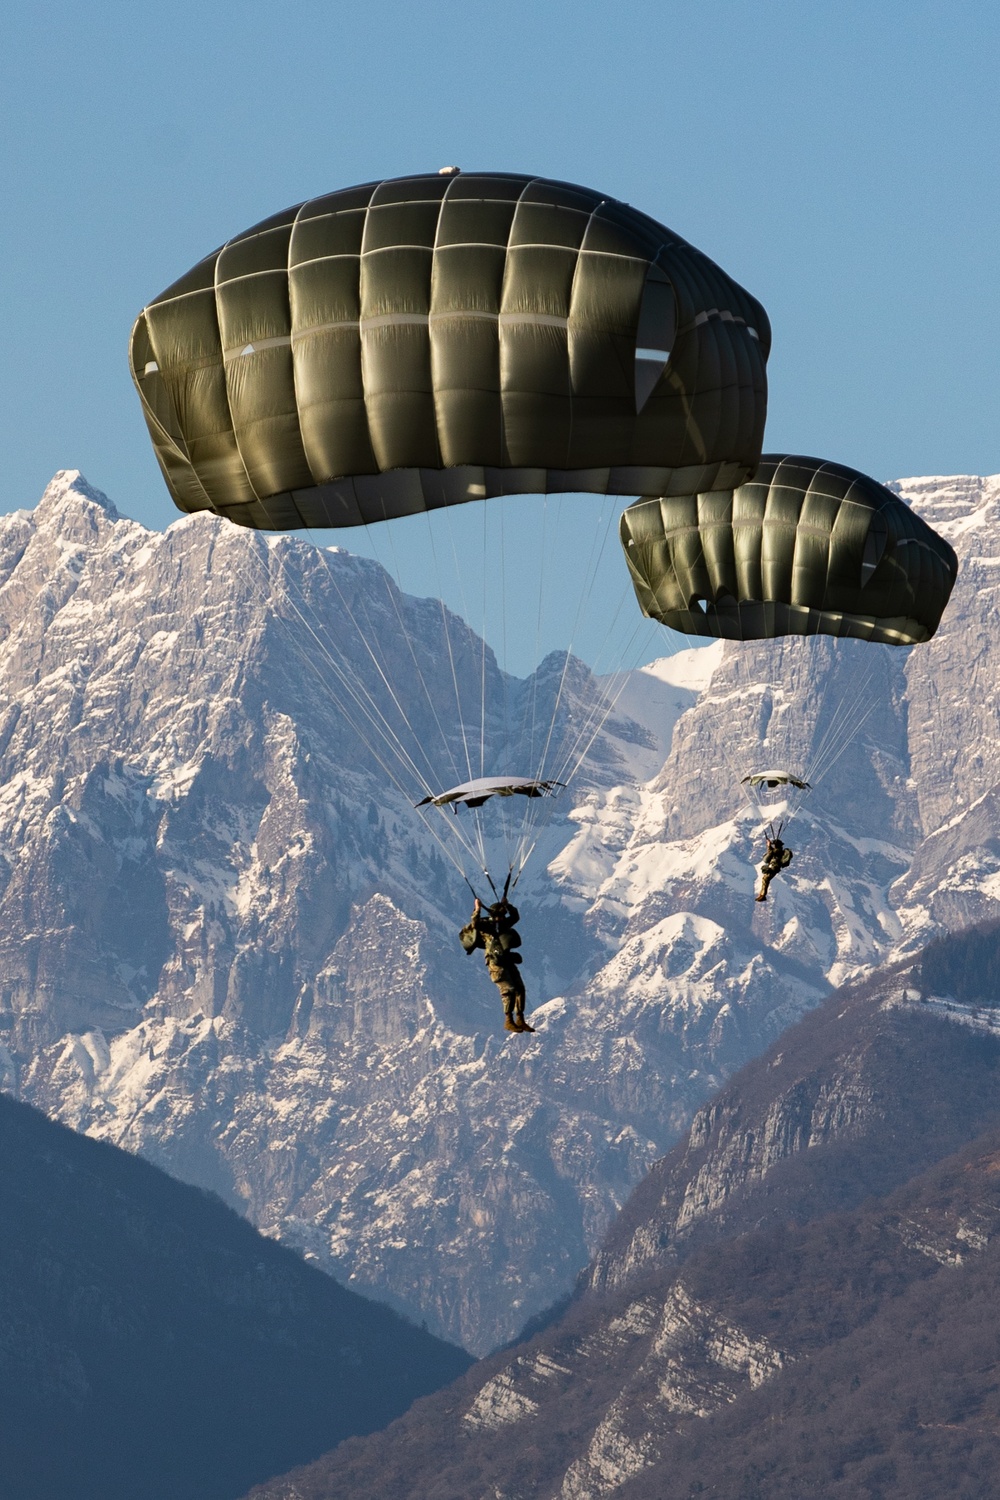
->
[2,0,998,672]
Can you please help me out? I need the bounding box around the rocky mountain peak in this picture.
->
[3,469,1000,1353]
[35,468,120,521]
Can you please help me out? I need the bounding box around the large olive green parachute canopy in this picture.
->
[620,454,958,646]
[130,172,770,529]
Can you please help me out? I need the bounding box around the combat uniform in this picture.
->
[756,838,793,901]
[459,901,533,1032]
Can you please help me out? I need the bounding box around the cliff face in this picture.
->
[245,930,1000,1500]
[2,469,999,1353]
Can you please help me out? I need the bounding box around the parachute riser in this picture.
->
[463,863,516,909]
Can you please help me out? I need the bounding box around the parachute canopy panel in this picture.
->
[415,776,564,810]
[620,454,958,646]
[130,172,770,530]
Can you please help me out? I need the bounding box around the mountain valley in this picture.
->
[2,469,999,1354]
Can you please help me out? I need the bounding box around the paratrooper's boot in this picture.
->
[514,1002,535,1033]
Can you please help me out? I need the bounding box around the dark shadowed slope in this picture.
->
[586,940,1000,1297]
[611,1134,1000,1498]
[242,924,1000,1500]
[0,1093,472,1500]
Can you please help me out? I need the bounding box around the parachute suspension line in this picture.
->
[511,566,664,879]
[421,509,476,786]
[227,537,445,828]
[546,567,655,784]
[510,495,685,881]
[353,502,505,883]
[496,496,518,872]
[803,651,883,787]
[549,606,660,791]
[803,689,864,786]
[237,511,499,888]
[727,584,774,816]
[234,531,435,796]
[457,498,490,875]
[209,526,488,886]
[726,687,801,838]
[719,586,813,837]
[493,489,552,884]
[554,494,626,689]
[731,640,883,841]
[355,504,512,882]
[402,499,498,880]
[531,614,640,853]
[812,695,879,786]
[805,650,875,780]
[309,564,453,802]
[235,503,435,797]
[427,498,494,879]
[480,499,488,780]
[503,483,551,876]
[414,803,497,890]
[518,493,578,870]
[358,506,468,795]
[461,866,507,909]
[672,528,741,806]
[258,525,443,800]
[422,525,476,786]
[710,629,885,846]
[527,492,588,786]
[521,490,550,790]
[512,609,661,880]
[498,493,510,763]
[514,497,639,868]
[523,492,618,825]
[695,578,771,837]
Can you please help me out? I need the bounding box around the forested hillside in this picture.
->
[244,923,1000,1500]
[0,1093,471,1500]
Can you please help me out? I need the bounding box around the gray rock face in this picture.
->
[2,468,998,1354]
[241,934,1000,1500]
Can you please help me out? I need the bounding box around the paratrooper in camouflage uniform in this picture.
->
[459,898,534,1033]
[756,836,793,902]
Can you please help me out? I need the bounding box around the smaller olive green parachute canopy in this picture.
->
[619,454,958,646]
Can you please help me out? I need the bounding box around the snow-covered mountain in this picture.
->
[2,469,998,1354]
